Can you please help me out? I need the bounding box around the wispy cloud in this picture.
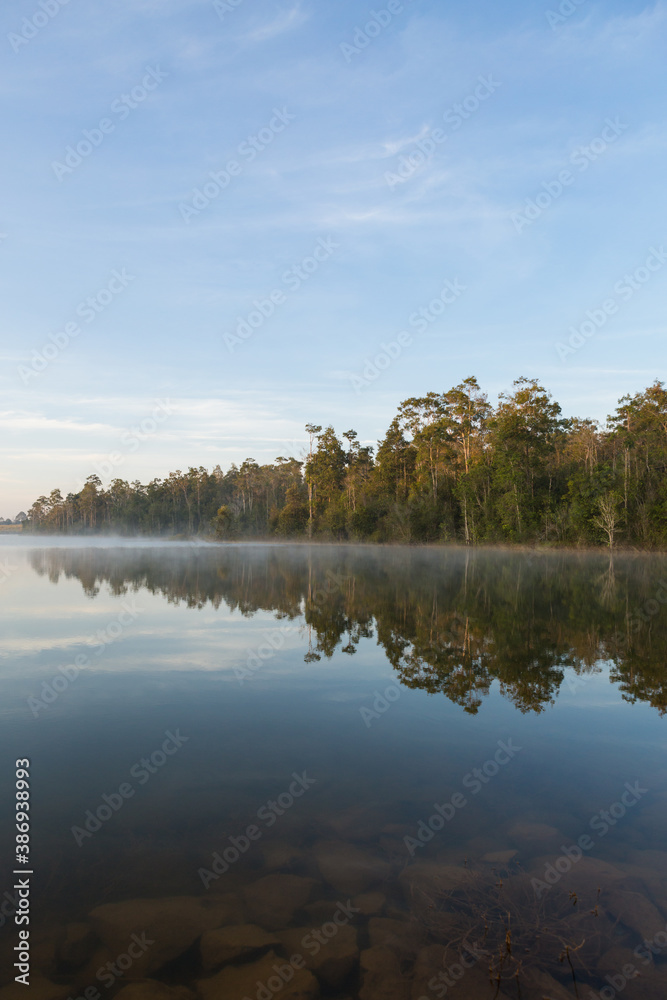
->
[0,413,116,434]
[243,2,309,42]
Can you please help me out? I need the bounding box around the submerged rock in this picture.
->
[508,822,561,846]
[603,887,665,940]
[302,899,346,924]
[353,891,386,915]
[598,944,647,969]
[398,862,472,917]
[527,854,627,900]
[359,946,411,1000]
[411,944,449,999]
[57,922,97,968]
[313,840,390,895]
[261,842,305,871]
[519,967,574,1000]
[626,848,667,878]
[114,982,196,1000]
[278,924,358,990]
[243,875,318,930]
[89,895,237,977]
[411,945,513,1000]
[0,977,70,1000]
[480,849,518,864]
[368,918,424,959]
[200,924,280,971]
[197,950,319,1000]
[70,946,115,989]
[25,924,64,977]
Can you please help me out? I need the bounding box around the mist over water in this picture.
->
[1,541,666,998]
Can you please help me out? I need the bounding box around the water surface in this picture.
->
[1,541,666,999]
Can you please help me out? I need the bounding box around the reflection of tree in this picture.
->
[611,652,667,715]
[387,613,492,715]
[28,546,667,716]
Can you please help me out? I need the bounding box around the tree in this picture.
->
[19,375,667,549]
[397,393,450,502]
[215,505,233,539]
[443,377,491,542]
[305,427,348,536]
[304,424,322,537]
[489,378,564,537]
[592,492,621,549]
[374,417,415,503]
[79,475,102,530]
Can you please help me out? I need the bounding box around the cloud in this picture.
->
[243,3,309,42]
[551,1,667,53]
[0,412,115,434]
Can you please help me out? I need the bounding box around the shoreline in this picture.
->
[6,532,667,556]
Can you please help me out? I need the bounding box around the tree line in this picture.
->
[25,376,667,547]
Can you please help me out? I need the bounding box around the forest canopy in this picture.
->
[25,377,667,547]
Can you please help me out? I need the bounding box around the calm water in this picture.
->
[1,541,666,999]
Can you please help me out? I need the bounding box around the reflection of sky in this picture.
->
[0,542,665,927]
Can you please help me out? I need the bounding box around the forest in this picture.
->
[24,376,667,547]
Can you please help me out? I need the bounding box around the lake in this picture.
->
[1,540,666,1000]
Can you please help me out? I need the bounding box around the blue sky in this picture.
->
[1,0,666,514]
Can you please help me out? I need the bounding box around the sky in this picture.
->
[1,0,666,515]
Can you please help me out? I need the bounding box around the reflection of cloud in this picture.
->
[0,618,310,680]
